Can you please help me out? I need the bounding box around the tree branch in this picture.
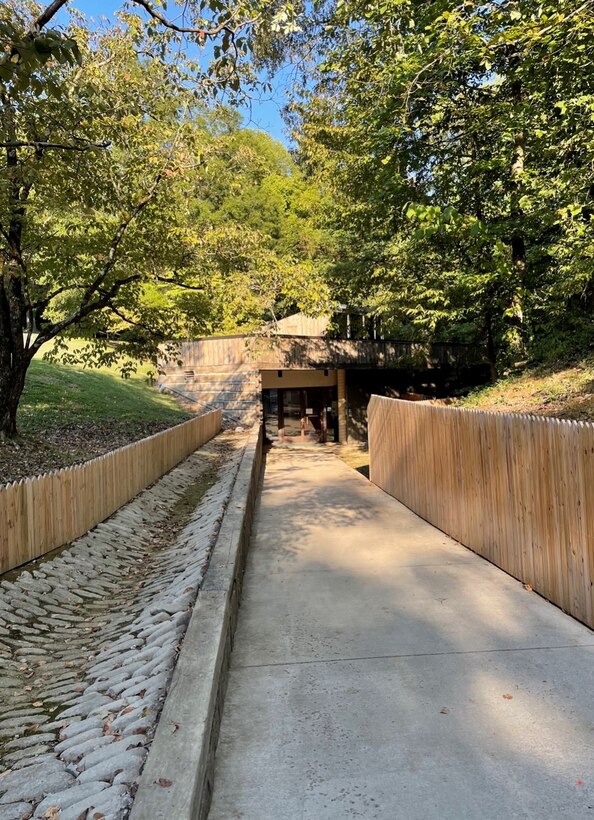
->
[154,274,205,291]
[107,303,165,337]
[17,0,260,61]
[130,0,259,38]
[79,171,164,312]
[30,283,83,312]
[0,140,110,151]
[29,0,70,36]
[31,273,143,353]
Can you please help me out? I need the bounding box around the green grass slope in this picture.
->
[19,358,187,434]
[1,353,190,484]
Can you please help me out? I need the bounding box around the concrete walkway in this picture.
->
[209,449,594,819]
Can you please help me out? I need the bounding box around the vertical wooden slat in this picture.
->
[368,395,594,630]
[0,410,221,574]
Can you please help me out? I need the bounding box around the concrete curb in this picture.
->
[129,425,264,820]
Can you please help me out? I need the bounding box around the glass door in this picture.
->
[302,389,323,442]
[267,387,337,443]
[263,389,279,440]
[282,389,304,441]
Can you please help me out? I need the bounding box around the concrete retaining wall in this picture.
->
[129,423,264,820]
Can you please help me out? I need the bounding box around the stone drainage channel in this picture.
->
[0,432,246,820]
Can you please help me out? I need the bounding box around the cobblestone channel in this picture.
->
[0,433,245,820]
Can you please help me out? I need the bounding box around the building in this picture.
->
[158,313,489,444]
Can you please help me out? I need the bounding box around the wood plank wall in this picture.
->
[0,410,221,575]
[166,337,484,373]
[368,396,594,628]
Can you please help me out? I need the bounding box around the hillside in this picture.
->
[0,357,190,484]
[459,357,594,421]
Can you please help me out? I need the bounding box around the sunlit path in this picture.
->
[209,449,594,819]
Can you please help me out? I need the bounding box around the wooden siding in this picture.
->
[264,314,331,337]
[368,396,594,629]
[0,411,221,575]
[165,336,484,373]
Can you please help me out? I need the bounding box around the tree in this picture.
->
[291,0,594,373]
[191,126,333,330]
[0,0,309,438]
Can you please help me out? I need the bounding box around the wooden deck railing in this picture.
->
[368,396,594,629]
[0,410,221,575]
[169,335,485,372]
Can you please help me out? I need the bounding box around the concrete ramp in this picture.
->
[209,449,594,819]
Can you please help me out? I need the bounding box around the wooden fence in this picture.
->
[0,410,221,575]
[368,395,594,629]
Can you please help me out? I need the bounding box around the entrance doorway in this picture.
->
[263,387,338,443]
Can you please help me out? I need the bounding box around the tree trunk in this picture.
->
[500,35,528,354]
[0,357,28,439]
[0,267,31,440]
[1,104,33,439]
[507,45,528,357]
[485,312,498,383]
[509,128,527,351]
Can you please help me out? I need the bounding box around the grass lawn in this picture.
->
[19,357,187,434]
[0,343,191,484]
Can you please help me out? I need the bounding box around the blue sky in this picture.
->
[55,1,291,145]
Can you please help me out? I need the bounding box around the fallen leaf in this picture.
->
[32,701,43,707]
[440,707,450,715]
[502,693,513,700]
[120,706,134,716]
[92,814,106,819]
[131,727,147,735]
[523,583,533,592]
[0,769,12,778]
[155,778,173,788]
[42,807,60,820]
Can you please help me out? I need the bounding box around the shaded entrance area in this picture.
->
[262,369,339,443]
[263,387,338,443]
[209,450,594,819]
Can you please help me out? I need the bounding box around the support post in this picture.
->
[337,369,347,443]
[277,389,284,441]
